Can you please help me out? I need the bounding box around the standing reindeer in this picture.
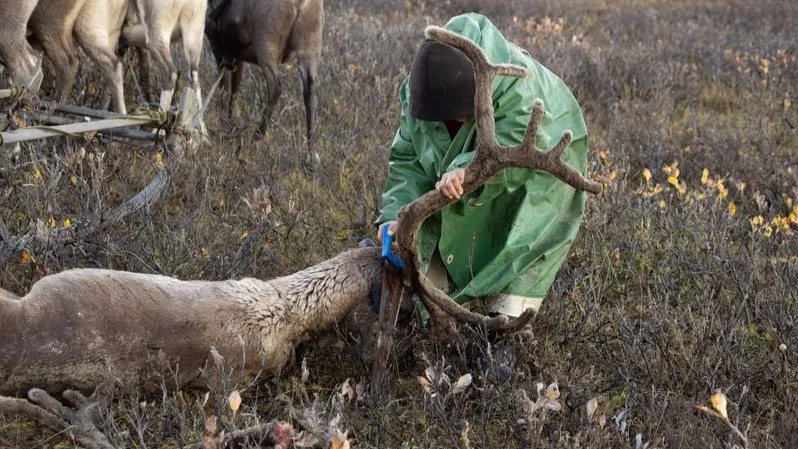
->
[0,0,43,94]
[0,25,600,448]
[122,0,208,112]
[26,0,129,113]
[205,0,323,166]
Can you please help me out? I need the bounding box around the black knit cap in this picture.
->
[409,39,476,122]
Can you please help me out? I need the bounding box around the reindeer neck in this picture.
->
[237,247,382,339]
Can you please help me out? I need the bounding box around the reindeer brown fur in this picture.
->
[27,0,129,113]
[205,0,323,166]
[0,246,382,396]
[0,0,43,93]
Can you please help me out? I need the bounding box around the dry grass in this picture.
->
[1,0,797,447]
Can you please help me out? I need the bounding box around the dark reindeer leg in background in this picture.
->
[298,57,320,166]
[254,53,282,137]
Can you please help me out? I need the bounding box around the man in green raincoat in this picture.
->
[376,13,588,318]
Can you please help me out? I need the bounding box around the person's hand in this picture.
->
[377,221,398,250]
[436,168,466,199]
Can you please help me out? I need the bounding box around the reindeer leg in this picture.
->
[254,53,281,138]
[136,48,153,104]
[75,30,127,114]
[181,23,207,139]
[148,32,177,112]
[297,57,320,169]
[0,3,40,95]
[33,28,80,103]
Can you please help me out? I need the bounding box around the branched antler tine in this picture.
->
[521,99,545,150]
[499,308,536,332]
[28,388,71,417]
[551,130,572,159]
[417,274,508,329]
[493,63,528,78]
[63,389,90,408]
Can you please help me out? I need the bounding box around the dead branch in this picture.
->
[394,26,602,333]
[18,109,159,142]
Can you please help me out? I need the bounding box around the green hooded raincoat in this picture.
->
[377,13,588,305]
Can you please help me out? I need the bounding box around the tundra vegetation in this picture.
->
[1,0,797,447]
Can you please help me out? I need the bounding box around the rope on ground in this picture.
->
[128,108,168,126]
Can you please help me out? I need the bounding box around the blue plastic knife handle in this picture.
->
[381,224,405,269]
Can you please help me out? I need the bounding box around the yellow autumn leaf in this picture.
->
[701,168,709,184]
[658,200,666,209]
[710,389,728,419]
[228,390,242,415]
[667,176,679,187]
[642,168,652,182]
[717,181,728,198]
[728,203,737,216]
[70,175,78,186]
[33,167,42,179]
[63,218,72,228]
[20,250,32,265]
[154,153,165,170]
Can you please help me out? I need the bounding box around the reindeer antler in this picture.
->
[395,26,601,332]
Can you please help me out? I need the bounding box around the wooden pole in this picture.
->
[31,102,124,120]
[1,116,159,146]
[17,110,158,142]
